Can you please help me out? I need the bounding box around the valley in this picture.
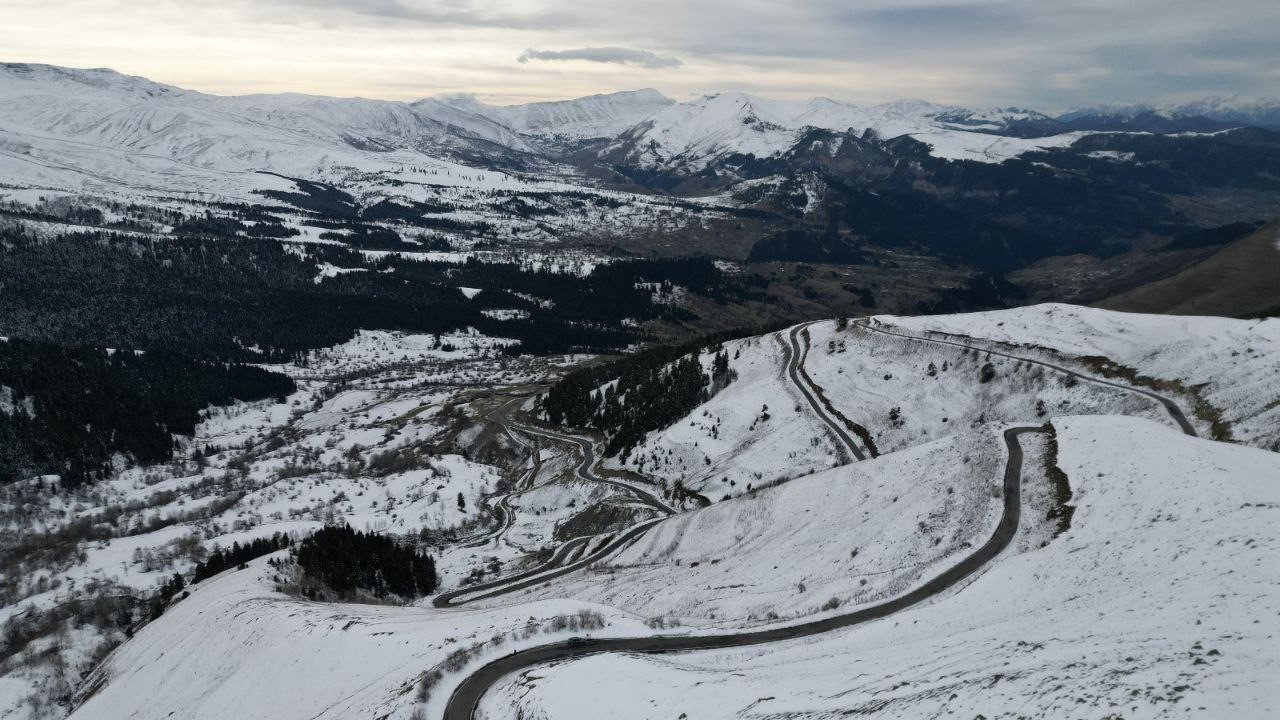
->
[0,60,1277,720]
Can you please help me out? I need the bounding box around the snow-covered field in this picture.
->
[880,304,1280,450]
[804,318,1178,453]
[480,415,1280,719]
[604,93,1089,172]
[66,554,650,720]
[4,304,1276,720]
[479,426,1025,628]
[0,332,575,718]
[605,310,1210,497]
[0,62,728,247]
[603,332,843,499]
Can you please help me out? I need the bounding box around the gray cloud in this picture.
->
[9,0,1279,108]
[517,47,682,69]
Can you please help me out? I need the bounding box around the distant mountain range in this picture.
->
[2,61,1278,280]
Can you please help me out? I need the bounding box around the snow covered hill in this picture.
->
[0,62,1088,196]
[600,304,1268,499]
[481,415,1280,719]
[18,303,1278,720]
[5,61,1274,264]
[471,426,1027,628]
[0,61,1093,203]
[881,304,1280,450]
[1063,96,1280,130]
[598,92,1087,172]
[0,62,727,249]
[66,553,649,720]
[0,63,534,165]
[434,89,674,142]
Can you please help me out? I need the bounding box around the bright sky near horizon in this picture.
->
[1,0,1276,108]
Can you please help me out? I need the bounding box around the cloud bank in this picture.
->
[3,0,1277,108]
[517,47,682,69]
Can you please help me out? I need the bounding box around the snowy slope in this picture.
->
[605,315,1193,494]
[67,554,649,720]
[880,304,1280,450]
[0,63,730,247]
[0,62,1107,209]
[601,331,843,499]
[437,89,674,141]
[481,415,1280,719]
[0,63,531,163]
[475,426,1021,628]
[1064,96,1280,128]
[802,318,1181,455]
[601,92,1087,171]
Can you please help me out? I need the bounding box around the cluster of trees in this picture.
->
[0,227,478,361]
[293,525,437,600]
[0,226,759,361]
[0,339,295,487]
[596,354,710,457]
[545,331,757,458]
[192,533,293,584]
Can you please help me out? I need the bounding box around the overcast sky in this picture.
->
[3,0,1276,109]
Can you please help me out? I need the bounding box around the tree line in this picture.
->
[0,226,758,361]
[0,339,295,487]
[293,525,437,601]
[544,326,775,458]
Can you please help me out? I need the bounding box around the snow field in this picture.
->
[880,303,1280,449]
[482,426,1020,628]
[480,415,1280,719]
[604,331,842,500]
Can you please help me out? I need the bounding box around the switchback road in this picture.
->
[434,419,674,608]
[784,323,868,461]
[440,425,1043,719]
[854,320,1198,437]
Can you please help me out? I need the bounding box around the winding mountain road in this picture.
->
[784,323,869,461]
[437,319,1206,719]
[434,419,675,608]
[440,425,1043,719]
[510,423,677,515]
[854,320,1199,437]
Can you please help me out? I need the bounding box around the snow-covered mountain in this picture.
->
[1060,96,1280,132]
[598,92,1086,172]
[5,61,1278,268]
[56,306,1280,720]
[0,62,537,172]
[0,61,1094,199]
[434,88,674,142]
[6,62,1280,195]
[1170,96,1280,127]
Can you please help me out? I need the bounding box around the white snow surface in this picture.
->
[480,427,1013,628]
[481,415,1280,719]
[0,62,1098,208]
[604,331,842,499]
[879,304,1280,450]
[605,92,1087,170]
[67,555,649,720]
[435,89,674,141]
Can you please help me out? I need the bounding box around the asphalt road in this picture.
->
[440,426,1044,719]
[433,517,665,608]
[854,321,1199,437]
[434,421,674,608]
[785,323,868,461]
[511,423,678,515]
[438,320,1202,717]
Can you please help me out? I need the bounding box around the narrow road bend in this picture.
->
[435,421,674,608]
[854,320,1198,437]
[784,323,868,460]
